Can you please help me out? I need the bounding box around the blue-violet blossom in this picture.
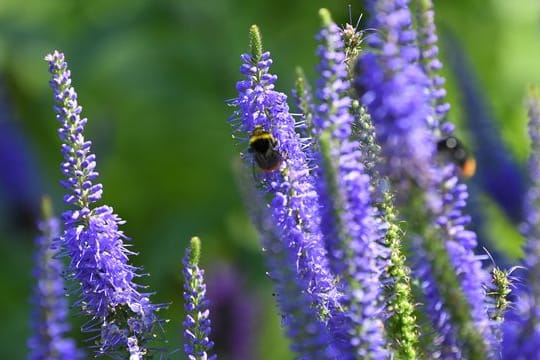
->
[355,0,435,187]
[415,0,450,129]
[356,1,496,357]
[502,90,540,358]
[46,50,161,357]
[229,25,338,357]
[183,237,216,360]
[415,0,498,353]
[28,198,81,360]
[313,10,388,358]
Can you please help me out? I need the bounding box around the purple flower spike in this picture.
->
[229,25,337,357]
[313,9,388,358]
[28,197,82,360]
[356,1,497,357]
[45,50,162,357]
[437,165,496,345]
[412,240,461,358]
[415,1,498,354]
[355,0,435,187]
[415,0,450,128]
[183,237,216,360]
[503,90,540,358]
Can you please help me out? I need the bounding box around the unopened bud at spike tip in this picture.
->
[189,237,201,266]
[249,25,263,62]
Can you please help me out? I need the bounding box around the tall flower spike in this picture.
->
[182,237,216,360]
[416,0,511,275]
[355,0,435,188]
[312,9,389,358]
[433,165,497,357]
[28,196,81,360]
[415,0,499,355]
[233,159,334,357]
[228,25,337,357]
[291,67,316,166]
[357,1,497,357]
[45,50,162,357]
[292,67,315,134]
[354,5,456,354]
[351,103,381,186]
[410,222,478,358]
[379,196,419,359]
[415,0,450,129]
[503,88,540,357]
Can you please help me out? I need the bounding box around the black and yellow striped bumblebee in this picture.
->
[437,136,476,178]
[249,126,282,172]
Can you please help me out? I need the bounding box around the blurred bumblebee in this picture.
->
[437,136,476,178]
[249,126,282,172]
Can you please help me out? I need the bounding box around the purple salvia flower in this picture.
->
[313,9,388,358]
[229,25,337,357]
[183,237,216,360]
[45,50,161,357]
[355,0,435,188]
[503,90,540,358]
[28,197,81,360]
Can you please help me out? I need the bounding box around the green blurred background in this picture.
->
[1,0,540,358]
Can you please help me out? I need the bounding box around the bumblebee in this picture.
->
[437,136,476,178]
[249,126,282,172]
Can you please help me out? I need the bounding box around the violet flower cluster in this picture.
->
[26,49,217,360]
[312,9,388,357]
[229,25,339,358]
[27,197,81,360]
[183,237,216,360]
[24,0,540,359]
[45,50,164,358]
[226,0,527,359]
[502,90,540,357]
